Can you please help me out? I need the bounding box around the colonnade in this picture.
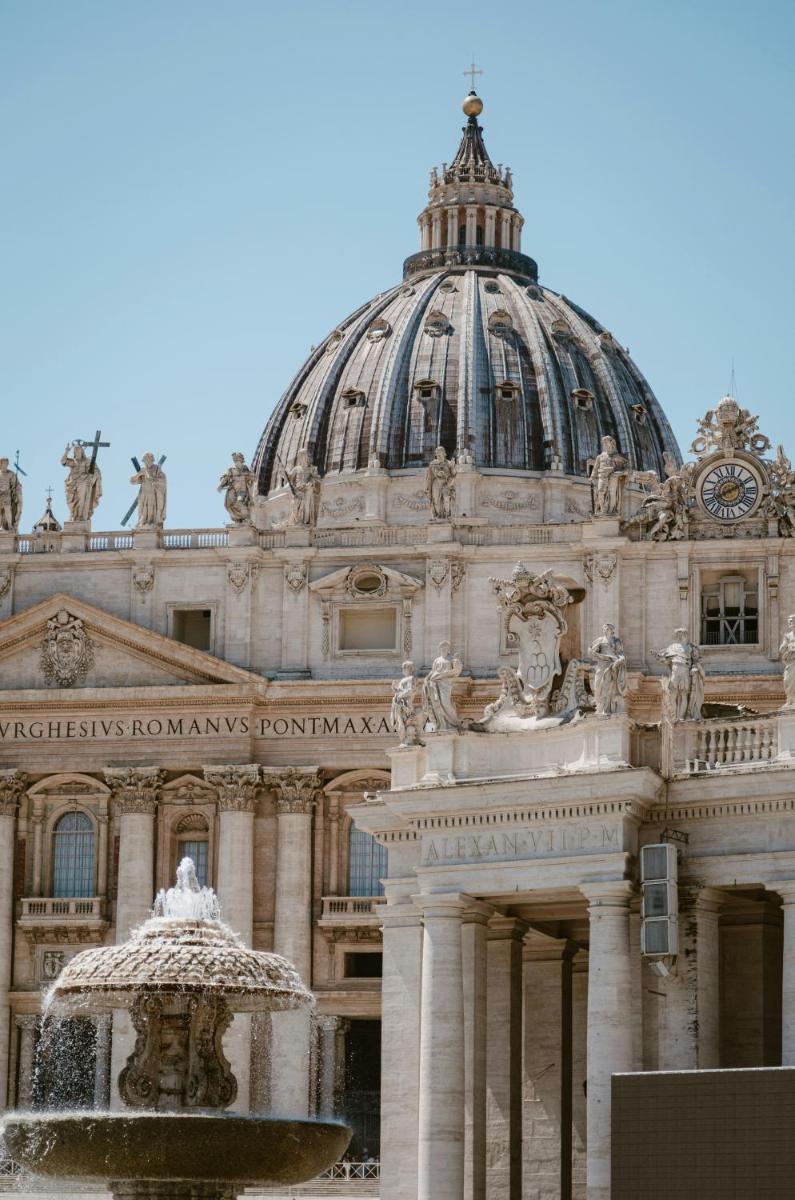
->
[418,206,523,253]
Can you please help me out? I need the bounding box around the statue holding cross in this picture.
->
[61,430,108,524]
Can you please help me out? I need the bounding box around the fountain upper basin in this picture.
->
[2,1112,352,1184]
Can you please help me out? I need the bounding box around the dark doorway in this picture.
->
[342,1018,381,1159]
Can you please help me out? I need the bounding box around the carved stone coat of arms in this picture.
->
[41,609,94,687]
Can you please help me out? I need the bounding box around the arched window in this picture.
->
[348,827,387,897]
[175,813,210,887]
[52,812,94,898]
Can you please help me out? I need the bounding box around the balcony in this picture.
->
[319,897,386,927]
[402,244,539,281]
[665,715,781,777]
[18,897,109,943]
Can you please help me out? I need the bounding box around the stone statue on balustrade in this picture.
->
[425,446,456,520]
[61,442,102,523]
[768,446,795,538]
[626,453,692,541]
[130,453,167,529]
[779,615,795,708]
[390,661,422,746]
[588,623,627,716]
[651,628,704,721]
[218,453,256,524]
[588,436,628,516]
[286,449,321,528]
[421,642,463,732]
[0,458,22,532]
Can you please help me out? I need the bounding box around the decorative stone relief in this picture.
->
[41,950,66,982]
[0,567,12,599]
[227,561,260,594]
[262,766,322,814]
[202,765,260,813]
[345,563,387,598]
[284,563,307,593]
[451,561,466,592]
[626,454,693,541]
[394,490,430,511]
[320,495,365,519]
[403,599,413,656]
[565,496,590,518]
[0,769,26,815]
[104,767,166,815]
[481,491,538,513]
[162,777,216,805]
[651,629,704,722]
[690,394,770,457]
[132,566,155,600]
[41,609,94,688]
[583,553,618,590]
[428,559,450,592]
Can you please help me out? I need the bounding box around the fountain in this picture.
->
[1,858,351,1199]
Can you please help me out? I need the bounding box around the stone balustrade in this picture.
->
[669,715,780,776]
[19,896,106,919]
[320,896,387,924]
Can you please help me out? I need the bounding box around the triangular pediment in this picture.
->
[0,593,267,693]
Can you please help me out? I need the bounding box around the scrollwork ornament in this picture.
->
[0,769,26,816]
[583,553,618,590]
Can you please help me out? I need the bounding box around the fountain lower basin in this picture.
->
[2,1111,351,1185]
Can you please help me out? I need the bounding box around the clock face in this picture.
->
[699,461,761,521]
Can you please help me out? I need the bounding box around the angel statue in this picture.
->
[0,458,22,532]
[626,453,692,541]
[768,445,795,537]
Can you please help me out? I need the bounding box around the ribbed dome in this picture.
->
[253,95,680,492]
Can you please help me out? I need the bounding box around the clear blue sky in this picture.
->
[2,0,793,529]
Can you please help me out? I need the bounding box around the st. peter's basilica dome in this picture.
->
[253,93,681,494]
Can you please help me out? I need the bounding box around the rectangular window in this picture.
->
[344,952,383,979]
[178,840,208,887]
[338,608,398,653]
[701,575,758,645]
[171,609,212,652]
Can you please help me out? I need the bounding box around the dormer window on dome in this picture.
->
[496,382,519,402]
[424,312,450,338]
[366,318,391,343]
[488,311,513,337]
[572,388,595,412]
[341,389,366,409]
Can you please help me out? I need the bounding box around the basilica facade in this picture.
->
[2,90,795,1200]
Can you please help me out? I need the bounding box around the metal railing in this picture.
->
[318,1162,380,1181]
[402,244,538,281]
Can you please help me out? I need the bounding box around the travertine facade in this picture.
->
[1,90,795,1200]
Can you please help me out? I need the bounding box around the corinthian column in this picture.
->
[0,770,25,1112]
[15,1015,38,1108]
[104,766,164,1108]
[203,764,261,1113]
[264,766,320,1117]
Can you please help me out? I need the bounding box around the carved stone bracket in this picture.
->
[104,767,165,815]
[0,769,26,816]
[0,567,12,600]
[284,563,307,593]
[583,552,618,590]
[227,561,260,594]
[202,765,261,813]
[262,766,322,814]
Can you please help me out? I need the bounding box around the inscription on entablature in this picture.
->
[422,821,621,866]
[0,712,392,743]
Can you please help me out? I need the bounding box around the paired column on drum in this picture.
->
[104,766,165,1109]
[580,882,635,1200]
[204,764,261,1112]
[380,894,423,1200]
[265,766,321,1117]
[0,771,24,1109]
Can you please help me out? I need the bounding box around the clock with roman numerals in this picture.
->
[697,459,762,521]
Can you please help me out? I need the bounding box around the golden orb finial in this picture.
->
[462,90,483,118]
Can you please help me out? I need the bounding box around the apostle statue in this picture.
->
[425,446,456,520]
[61,442,102,523]
[588,436,628,516]
[130,453,167,529]
[286,449,321,528]
[421,641,463,732]
[588,623,627,715]
[219,452,256,524]
[651,628,704,722]
[0,458,22,532]
[627,453,692,541]
[779,615,795,708]
[391,661,421,746]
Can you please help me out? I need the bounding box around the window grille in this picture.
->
[52,812,94,898]
[178,839,208,887]
[701,575,758,645]
[348,827,387,897]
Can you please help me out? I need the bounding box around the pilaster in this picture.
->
[775,880,795,1065]
[658,886,723,1070]
[486,916,527,1200]
[0,770,25,1112]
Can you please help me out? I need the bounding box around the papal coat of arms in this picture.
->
[41,609,94,688]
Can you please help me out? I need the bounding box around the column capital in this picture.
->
[104,767,165,814]
[15,1013,39,1030]
[0,768,26,816]
[679,884,726,915]
[263,766,321,814]
[487,914,528,941]
[316,1013,351,1034]
[203,764,260,812]
[412,891,476,919]
[580,879,635,910]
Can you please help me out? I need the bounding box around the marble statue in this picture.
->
[218,453,256,524]
[287,449,321,527]
[588,623,627,715]
[425,446,456,519]
[130,453,167,529]
[588,436,628,516]
[779,614,795,707]
[390,660,421,746]
[0,458,22,532]
[627,454,692,541]
[768,446,795,537]
[421,641,463,732]
[490,564,572,718]
[651,628,704,721]
[61,443,102,523]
